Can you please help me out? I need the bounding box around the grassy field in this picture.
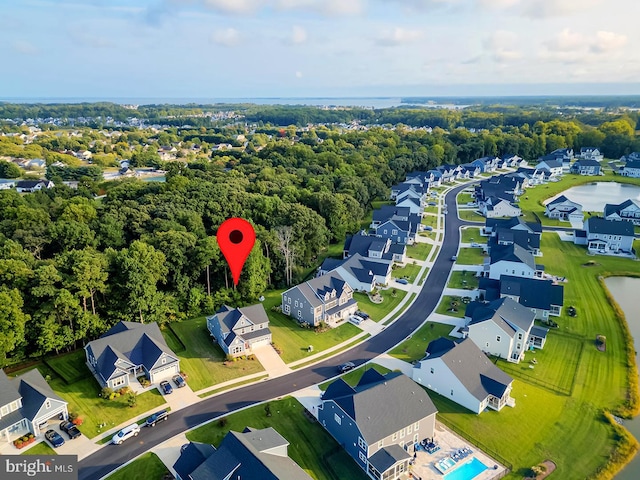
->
[457,210,485,222]
[105,453,168,480]
[393,262,422,282]
[389,322,456,363]
[461,227,482,244]
[21,441,56,455]
[45,350,88,383]
[165,317,265,392]
[353,290,407,322]
[300,242,344,281]
[435,295,467,318]
[447,270,480,290]
[457,192,474,205]
[186,397,367,480]
[455,247,486,265]
[421,214,438,228]
[262,290,361,363]
[423,205,439,214]
[318,363,392,391]
[431,234,638,478]
[407,242,433,260]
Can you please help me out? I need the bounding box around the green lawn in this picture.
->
[457,192,474,205]
[262,290,361,363]
[104,453,168,480]
[165,317,265,392]
[186,397,367,480]
[421,214,438,228]
[447,270,480,290]
[461,227,482,244]
[457,210,485,222]
[389,322,456,363]
[301,242,344,281]
[393,263,421,282]
[435,295,467,318]
[318,363,392,391]
[47,372,167,439]
[423,205,438,214]
[353,290,407,322]
[455,247,486,265]
[21,442,56,455]
[496,332,583,395]
[45,350,88,384]
[406,242,433,261]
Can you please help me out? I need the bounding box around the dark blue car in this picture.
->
[45,429,65,448]
[160,380,173,395]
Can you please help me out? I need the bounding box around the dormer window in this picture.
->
[45,400,51,409]
[161,358,166,365]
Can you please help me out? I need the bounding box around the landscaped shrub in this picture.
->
[218,417,227,427]
[118,387,131,396]
[100,387,113,399]
[72,417,83,426]
[68,411,79,422]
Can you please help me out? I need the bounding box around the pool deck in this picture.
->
[402,422,507,480]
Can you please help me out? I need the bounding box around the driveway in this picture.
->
[161,384,200,412]
[252,344,292,378]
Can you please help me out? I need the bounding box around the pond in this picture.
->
[559,182,640,212]
[603,276,640,479]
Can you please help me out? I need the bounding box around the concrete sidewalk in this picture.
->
[252,344,292,378]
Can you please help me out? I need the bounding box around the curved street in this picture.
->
[78,182,471,480]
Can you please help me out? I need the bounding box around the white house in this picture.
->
[413,337,515,414]
[544,195,584,223]
[319,253,391,292]
[604,199,640,225]
[578,147,604,162]
[486,243,541,280]
[16,180,54,193]
[206,304,272,357]
[582,217,635,254]
[622,160,640,178]
[481,197,522,218]
[535,159,563,177]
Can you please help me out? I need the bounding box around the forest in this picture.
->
[0,103,638,366]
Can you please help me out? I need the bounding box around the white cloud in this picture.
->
[376,27,423,47]
[590,31,627,53]
[543,28,585,52]
[477,0,519,7]
[295,70,303,78]
[203,0,260,15]
[12,40,39,55]
[520,0,602,19]
[484,30,522,63]
[290,25,307,45]
[210,28,241,47]
[275,0,364,16]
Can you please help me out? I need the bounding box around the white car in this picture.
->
[112,423,141,445]
[348,315,363,326]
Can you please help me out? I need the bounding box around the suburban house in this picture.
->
[318,370,437,480]
[535,158,563,178]
[372,212,421,245]
[570,159,601,176]
[501,153,526,168]
[464,297,544,363]
[544,195,584,223]
[391,181,427,202]
[319,253,392,292]
[604,199,640,225]
[480,196,522,218]
[0,369,69,444]
[173,427,313,480]
[395,196,424,216]
[413,337,515,414]
[487,227,541,256]
[461,163,481,178]
[206,304,272,358]
[578,147,604,162]
[281,271,357,327]
[485,243,542,280]
[575,217,635,254]
[471,156,499,173]
[85,321,180,389]
[0,179,17,190]
[484,217,542,238]
[371,206,411,229]
[15,179,54,193]
[622,160,640,178]
[497,275,564,319]
[343,233,406,263]
[546,148,574,171]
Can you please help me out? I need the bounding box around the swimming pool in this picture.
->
[444,458,488,480]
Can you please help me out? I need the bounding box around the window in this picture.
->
[392,432,398,441]
[161,358,166,365]
[450,389,454,396]
[298,310,302,319]
[359,451,367,463]
[496,336,501,342]
[414,433,419,443]
[1,405,8,416]
[358,437,367,450]
[486,342,489,348]
[383,229,388,234]
[45,400,51,409]
[334,413,341,425]
[378,440,383,448]
[287,297,291,304]
[518,333,523,340]
[283,304,290,314]
[414,422,419,430]
[400,428,405,438]
[407,425,412,434]
[10,401,18,412]
[430,367,434,374]
[392,229,398,235]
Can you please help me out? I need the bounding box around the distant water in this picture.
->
[1,97,408,109]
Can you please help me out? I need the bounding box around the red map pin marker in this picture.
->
[217,218,256,286]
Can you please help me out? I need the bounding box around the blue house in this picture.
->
[206,304,272,357]
[318,370,437,480]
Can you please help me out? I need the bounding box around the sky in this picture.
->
[1,0,639,99]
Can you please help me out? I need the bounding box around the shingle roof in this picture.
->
[369,445,411,473]
[586,217,634,236]
[0,370,21,407]
[604,199,639,217]
[469,297,536,337]
[485,216,542,234]
[490,243,536,271]
[288,271,350,308]
[15,369,66,421]
[322,371,437,445]
[572,159,600,167]
[625,160,640,169]
[173,442,216,480]
[499,275,564,310]
[422,337,513,401]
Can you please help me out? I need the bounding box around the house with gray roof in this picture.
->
[498,275,564,320]
[604,199,640,226]
[281,271,357,327]
[485,243,543,280]
[0,369,68,444]
[15,179,54,193]
[85,321,180,389]
[487,227,541,256]
[535,158,563,177]
[622,159,640,178]
[578,147,604,162]
[343,233,406,263]
[207,304,272,358]
[484,217,542,237]
[464,297,538,363]
[318,253,392,292]
[570,159,601,175]
[173,427,312,480]
[544,195,583,223]
[578,217,635,254]
[318,370,437,480]
[480,196,521,218]
[413,337,515,414]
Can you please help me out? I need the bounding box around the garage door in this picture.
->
[249,338,271,349]
[151,364,179,383]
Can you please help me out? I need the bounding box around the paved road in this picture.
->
[78,183,469,480]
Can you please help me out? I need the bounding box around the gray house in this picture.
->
[0,369,69,444]
[173,427,312,480]
[498,275,564,319]
[580,217,635,254]
[570,159,601,175]
[85,321,180,389]
[604,199,640,226]
[206,304,272,357]
[318,370,437,480]
[282,271,357,327]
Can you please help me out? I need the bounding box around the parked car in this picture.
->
[45,429,65,448]
[428,202,437,206]
[471,242,481,248]
[173,374,186,388]
[59,421,82,439]
[424,226,433,231]
[355,310,369,319]
[397,278,409,285]
[159,380,173,395]
[348,315,362,326]
[112,423,141,445]
[145,409,169,427]
[338,362,355,373]
[450,255,457,261]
